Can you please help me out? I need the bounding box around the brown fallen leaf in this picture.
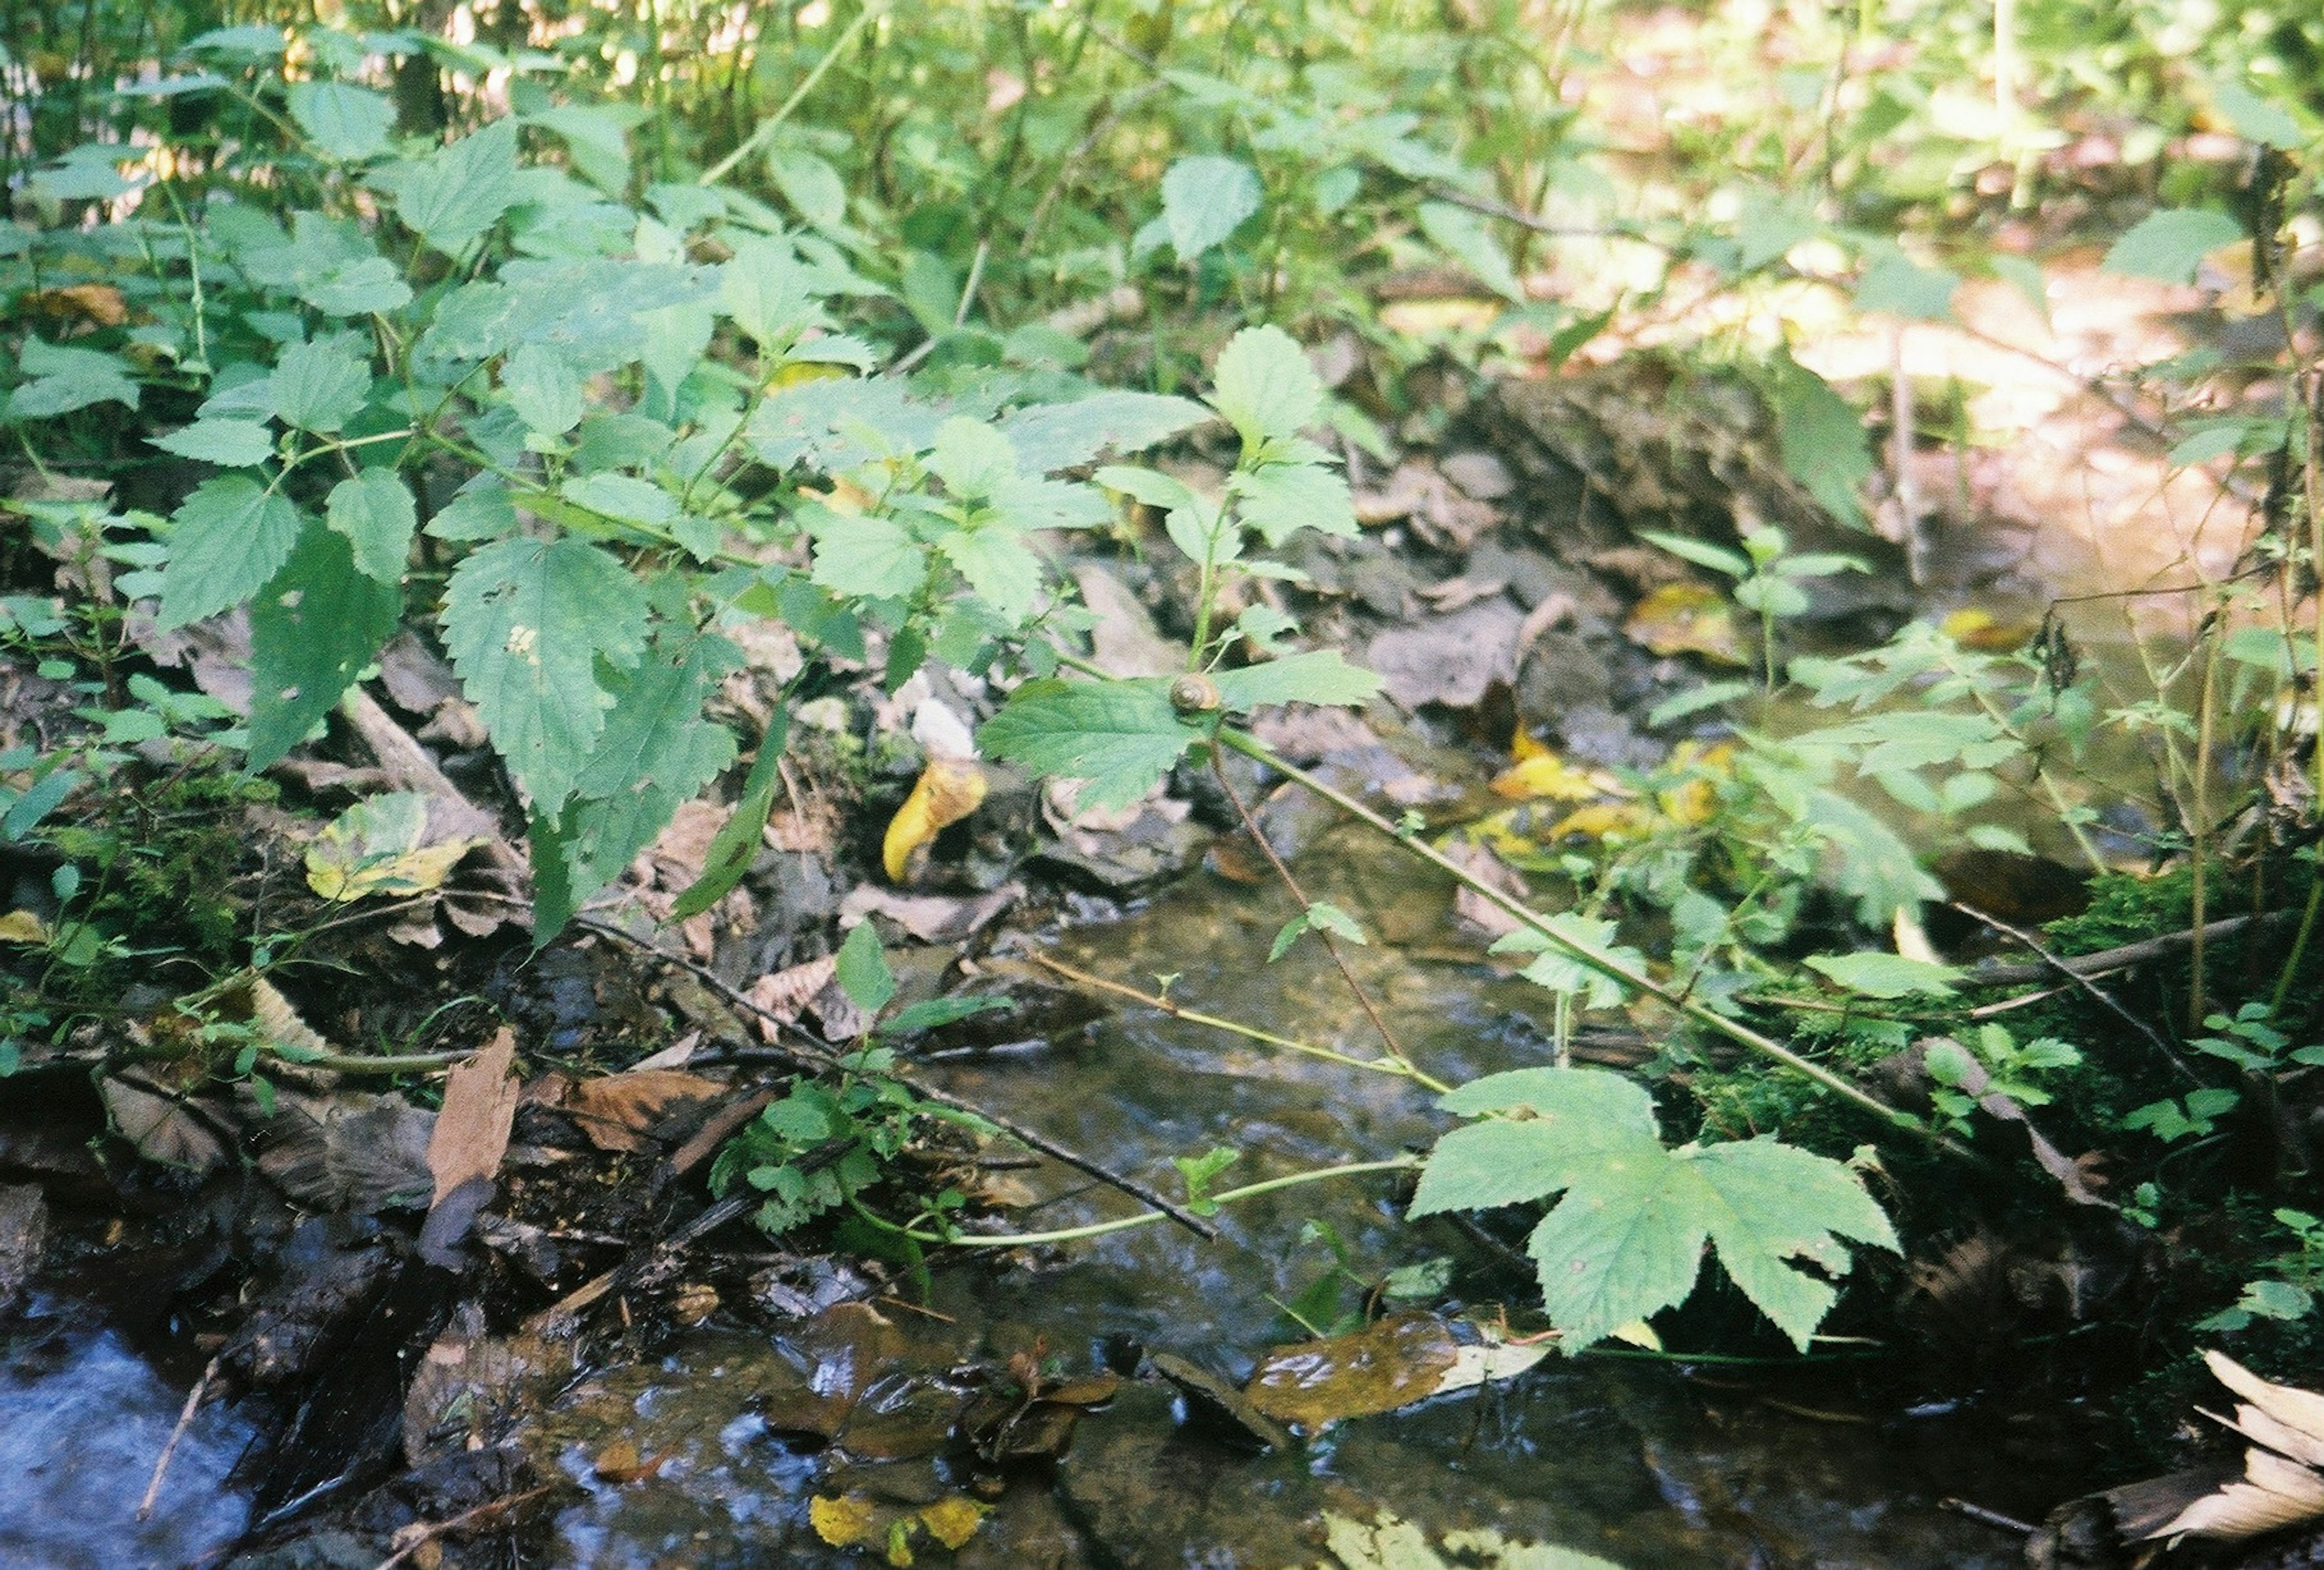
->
[563,1069,723,1154]
[427,1029,519,1206]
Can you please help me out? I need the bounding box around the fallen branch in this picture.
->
[1963,910,2297,989]
[1951,901,2201,1085]
[137,1353,221,1521]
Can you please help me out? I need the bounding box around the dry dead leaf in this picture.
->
[1622,582,1747,665]
[256,1091,436,1213]
[748,955,838,1040]
[307,792,490,901]
[102,1077,229,1172]
[427,1029,519,1206]
[563,1069,723,1153]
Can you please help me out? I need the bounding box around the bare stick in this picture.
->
[367,1484,559,1570]
[1965,909,2297,988]
[137,1353,221,1521]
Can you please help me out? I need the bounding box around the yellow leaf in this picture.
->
[0,910,51,944]
[885,1519,916,1568]
[1938,606,2036,652]
[881,759,988,881]
[766,361,851,393]
[1623,582,1747,665]
[1546,801,1653,841]
[1488,751,1613,803]
[810,1494,879,1549]
[306,792,487,902]
[917,1497,988,1550]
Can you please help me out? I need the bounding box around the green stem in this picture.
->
[893,1156,1422,1247]
[1215,727,1962,1154]
[698,2,885,188]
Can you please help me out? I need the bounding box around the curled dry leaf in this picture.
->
[2149,1354,2324,1542]
[563,1069,723,1154]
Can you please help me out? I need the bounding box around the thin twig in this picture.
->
[1208,749,1414,1072]
[137,1353,220,1521]
[367,1485,560,1570]
[1950,900,2202,1085]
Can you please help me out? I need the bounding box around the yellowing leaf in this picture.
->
[881,758,990,881]
[810,1494,879,1548]
[917,1497,988,1550]
[1623,583,1746,665]
[306,791,489,901]
[1489,751,1614,803]
[1937,607,2035,652]
[0,910,51,944]
[1546,801,1655,841]
[767,360,852,393]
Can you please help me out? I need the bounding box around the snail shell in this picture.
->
[1169,673,1223,715]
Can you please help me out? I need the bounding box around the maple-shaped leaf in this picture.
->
[442,535,647,810]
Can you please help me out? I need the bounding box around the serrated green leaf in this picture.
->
[2210,77,2304,151]
[503,342,585,436]
[1211,324,1322,450]
[1210,650,1379,710]
[247,522,402,767]
[835,920,897,1016]
[1415,200,1526,303]
[151,419,275,468]
[267,339,371,433]
[1232,459,1356,545]
[767,145,849,230]
[1160,154,1262,261]
[287,81,396,162]
[927,416,1019,499]
[997,392,1213,474]
[376,116,520,256]
[1436,1065,1661,1126]
[427,481,516,542]
[527,102,645,195]
[977,678,1201,810]
[326,468,417,585]
[1095,464,1202,513]
[2102,208,2241,283]
[938,527,1046,620]
[1804,951,1958,999]
[1414,1118,1658,1218]
[670,709,790,921]
[158,477,305,629]
[7,340,139,419]
[442,535,648,809]
[1765,356,1871,529]
[1682,1138,1899,1347]
[807,507,928,601]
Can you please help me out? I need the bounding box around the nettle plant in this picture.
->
[3,34,1907,1355]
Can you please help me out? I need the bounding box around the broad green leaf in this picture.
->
[998,392,1213,474]
[248,523,402,767]
[938,527,1046,620]
[977,678,1202,810]
[527,102,645,195]
[503,342,585,436]
[835,920,897,1015]
[326,468,417,585]
[151,419,275,468]
[2102,208,2241,283]
[1232,460,1357,544]
[2210,77,2304,151]
[1415,200,1526,303]
[442,535,649,809]
[1765,356,1871,529]
[267,340,371,433]
[1094,464,1203,513]
[1682,1138,1899,1348]
[807,507,928,601]
[767,146,849,230]
[1211,324,1323,450]
[1637,530,1748,578]
[1851,254,1960,321]
[427,481,516,542]
[563,471,677,530]
[1210,650,1379,709]
[287,81,396,161]
[157,477,305,629]
[7,340,139,419]
[1159,154,1262,261]
[1412,1118,1659,1216]
[1494,913,1646,1011]
[1804,951,1958,999]
[1525,1149,1713,1348]
[1436,1065,1660,1128]
[376,116,521,256]
[927,416,1019,499]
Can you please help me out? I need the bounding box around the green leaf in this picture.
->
[2210,77,2304,151]
[1415,200,1526,303]
[1437,1065,1661,1126]
[1637,530,1749,578]
[267,339,372,433]
[287,81,396,161]
[977,678,1201,810]
[7,340,139,419]
[157,477,305,629]
[247,523,402,767]
[1094,464,1203,513]
[151,420,275,468]
[1210,650,1379,710]
[427,481,516,542]
[1159,154,1262,261]
[806,507,929,602]
[1851,254,1960,321]
[835,921,898,1016]
[376,116,521,256]
[927,416,1020,499]
[767,145,850,230]
[503,342,585,437]
[1764,357,1871,528]
[2102,208,2241,283]
[442,535,649,809]
[1173,1146,1239,1215]
[669,709,790,921]
[527,102,645,195]
[997,392,1213,474]
[1681,1139,1899,1345]
[1210,324,1323,450]
[326,468,417,585]
[1494,913,1645,1011]
[1267,899,1370,961]
[1232,460,1356,544]
[937,527,1046,621]
[1804,951,1958,999]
